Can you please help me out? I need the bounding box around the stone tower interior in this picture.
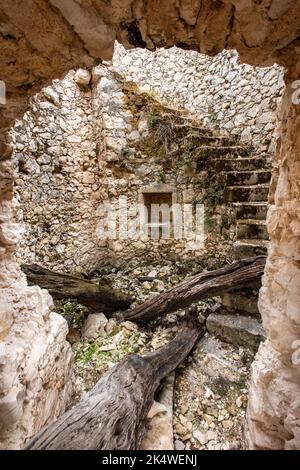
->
[0,0,300,452]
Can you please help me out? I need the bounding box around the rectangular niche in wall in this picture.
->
[140,185,176,240]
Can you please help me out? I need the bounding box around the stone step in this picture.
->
[233,239,269,258]
[225,184,269,202]
[224,170,271,186]
[197,145,250,161]
[204,156,268,172]
[236,219,268,240]
[232,202,268,220]
[221,292,259,316]
[207,312,266,350]
[187,134,239,147]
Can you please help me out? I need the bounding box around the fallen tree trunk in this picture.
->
[120,256,266,323]
[21,263,131,314]
[25,307,206,450]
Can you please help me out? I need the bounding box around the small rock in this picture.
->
[66,327,81,344]
[174,440,185,451]
[122,321,137,331]
[148,270,158,278]
[74,68,91,86]
[206,430,217,441]
[99,343,117,352]
[179,414,188,426]
[112,331,124,345]
[142,281,152,290]
[202,414,214,425]
[186,421,193,432]
[207,441,217,450]
[204,387,214,399]
[105,318,118,335]
[174,423,185,436]
[81,313,108,340]
[42,87,60,106]
[222,420,234,430]
[193,430,208,445]
[205,406,219,418]
[153,279,165,292]
[180,404,188,414]
[236,395,247,408]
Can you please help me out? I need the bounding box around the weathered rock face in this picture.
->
[1,0,300,450]
[247,69,300,450]
[0,276,73,449]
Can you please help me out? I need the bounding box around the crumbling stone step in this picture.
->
[225,184,269,202]
[221,292,259,316]
[236,219,268,240]
[205,157,267,172]
[233,202,268,220]
[207,312,266,350]
[233,239,269,258]
[224,170,271,186]
[190,136,239,148]
[196,145,250,160]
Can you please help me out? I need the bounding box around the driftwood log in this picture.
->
[25,307,206,450]
[21,263,131,314]
[121,256,266,323]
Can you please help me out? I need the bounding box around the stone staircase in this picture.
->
[163,110,271,270]
[223,157,270,258]
[197,140,271,259]
[196,133,271,319]
[151,109,269,321]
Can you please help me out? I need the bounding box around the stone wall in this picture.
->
[13,45,284,273]
[12,70,107,273]
[14,62,254,274]
[113,44,284,153]
[95,65,236,270]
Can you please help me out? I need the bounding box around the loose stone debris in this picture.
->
[56,261,261,450]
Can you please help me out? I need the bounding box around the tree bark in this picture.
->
[25,307,206,450]
[120,256,266,323]
[21,263,132,314]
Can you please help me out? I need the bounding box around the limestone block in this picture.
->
[81,313,108,340]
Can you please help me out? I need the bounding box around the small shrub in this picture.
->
[158,171,166,183]
[54,299,88,329]
[209,111,218,122]
[121,146,131,157]
[205,215,215,232]
[204,188,224,208]
[147,112,159,127]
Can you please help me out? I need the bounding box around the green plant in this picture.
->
[95,143,100,156]
[147,89,160,100]
[121,146,131,157]
[204,188,224,208]
[180,152,193,165]
[209,111,218,122]
[147,112,159,127]
[158,171,166,183]
[205,215,215,232]
[54,299,88,329]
